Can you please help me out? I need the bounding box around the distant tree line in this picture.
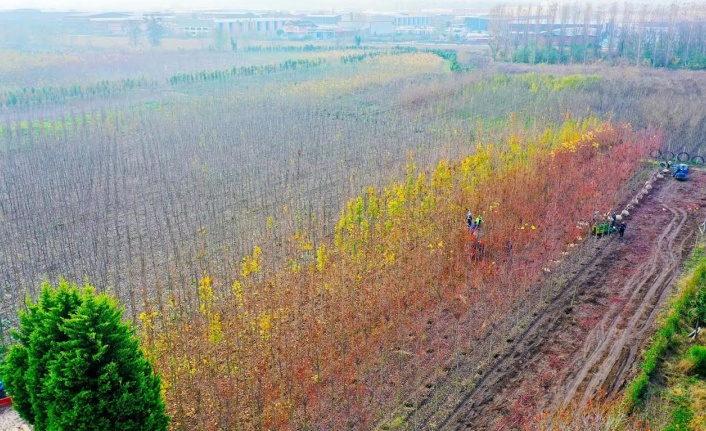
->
[2,77,158,109]
[243,44,368,53]
[425,49,466,71]
[0,48,424,110]
[167,48,419,85]
[166,58,328,85]
[340,46,417,64]
[1,47,394,110]
[489,2,706,69]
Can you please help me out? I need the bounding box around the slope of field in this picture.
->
[4,49,706,431]
[405,168,706,430]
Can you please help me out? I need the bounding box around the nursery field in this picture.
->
[425,169,706,430]
[2,46,706,430]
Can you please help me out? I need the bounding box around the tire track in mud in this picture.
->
[432,230,624,430]
[430,174,705,431]
[561,202,691,405]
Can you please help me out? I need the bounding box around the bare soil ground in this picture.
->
[0,406,30,431]
[407,168,706,430]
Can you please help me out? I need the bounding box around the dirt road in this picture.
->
[559,199,690,406]
[411,168,706,430]
[0,406,30,431]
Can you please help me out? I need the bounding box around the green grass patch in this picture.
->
[622,244,706,429]
[690,345,706,377]
[380,415,406,430]
[623,269,692,406]
[143,101,165,110]
[665,386,694,431]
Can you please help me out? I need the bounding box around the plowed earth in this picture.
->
[407,168,706,430]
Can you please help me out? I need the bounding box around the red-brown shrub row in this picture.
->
[142,120,658,430]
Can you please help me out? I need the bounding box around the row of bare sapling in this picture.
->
[2,64,702,428]
[3,60,605,330]
[0,54,454,327]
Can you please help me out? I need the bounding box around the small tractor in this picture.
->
[591,221,616,236]
[673,163,689,181]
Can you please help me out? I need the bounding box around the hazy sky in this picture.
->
[0,0,489,12]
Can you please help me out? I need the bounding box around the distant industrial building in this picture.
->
[282,20,317,38]
[394,14,430,27]
[176,19,214,37]
[63,12,142,36]
[369,20,395,36]
[0,7,500,46]
[216,17,289,35]
[304,15,341,26]
[339,13,395,37]
[396,26,435,36]
[462,16,490,32]
[308,25,356,40]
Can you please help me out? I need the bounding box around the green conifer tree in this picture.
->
[3,281,82,429]
[0,280,169,431]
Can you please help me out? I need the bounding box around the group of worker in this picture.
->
[612,213,627,238]
[594,210,627,238]
[465,209,627,239]
[466,211,484,232]
[460,207,629,264]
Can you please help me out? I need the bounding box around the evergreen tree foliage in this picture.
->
[0,280,169,431]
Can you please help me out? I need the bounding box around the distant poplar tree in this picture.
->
[0,280,169,431]
[128,20,142,48]
[146,17,165,47]
[214,28,227,50]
